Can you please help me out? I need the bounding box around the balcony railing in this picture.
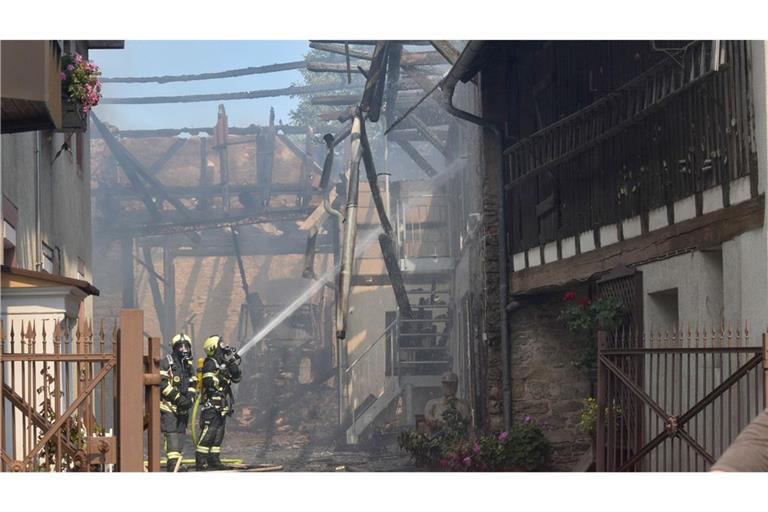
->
[504,41,758,256]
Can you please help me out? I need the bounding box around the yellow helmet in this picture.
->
[171,333,191,348]
[203,335,222,356]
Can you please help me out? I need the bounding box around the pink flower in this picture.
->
[67,64,74,71]
[473,443,481,454]
[498,431,509,442]
[59,72,66,81]
[564,291,576,301]
[462,456,472,466]
[524,415,532,424]
[74,53,83,63]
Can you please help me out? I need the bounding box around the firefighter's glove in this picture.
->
[177,394,193,412]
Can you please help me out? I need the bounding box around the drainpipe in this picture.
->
[34,131,42,271]
[440,41,512,430]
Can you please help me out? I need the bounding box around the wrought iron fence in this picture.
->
[596,327,767,472]
[1,310,162,472]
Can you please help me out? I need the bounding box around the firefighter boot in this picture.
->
[195,452,208,472]
[207,453,228,471]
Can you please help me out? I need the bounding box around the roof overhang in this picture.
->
[1,265,100,296]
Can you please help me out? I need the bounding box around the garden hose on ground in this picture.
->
[190,393,202,445]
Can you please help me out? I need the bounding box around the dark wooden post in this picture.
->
[118,309,143,471]
[596,330,608,472]
[145,336,161,472]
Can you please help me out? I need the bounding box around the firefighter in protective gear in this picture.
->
[196,335,241,471]
[160,333,198,472]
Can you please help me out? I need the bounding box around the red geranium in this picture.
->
[579,297,591,309]
[564,291,576,301]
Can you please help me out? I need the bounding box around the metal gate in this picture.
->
[1,309,161,472]
[596,329,768,472]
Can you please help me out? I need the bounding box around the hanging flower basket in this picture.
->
[61,95,87,132]
[59,53,102,132]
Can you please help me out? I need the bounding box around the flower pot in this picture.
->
[59,96,87,132]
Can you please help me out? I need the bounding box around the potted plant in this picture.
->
[59,53,102,131]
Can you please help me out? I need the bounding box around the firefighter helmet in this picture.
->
[203,335,222,356]
[171,333,191,348]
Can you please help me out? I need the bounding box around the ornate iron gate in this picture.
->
[1,309,161,472]
[596,329,767,471]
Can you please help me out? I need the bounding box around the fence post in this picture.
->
[145,336,161,472]
[596,330,608,472]
[118,309,144,472]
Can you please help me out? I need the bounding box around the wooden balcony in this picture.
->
[1,41,63,134]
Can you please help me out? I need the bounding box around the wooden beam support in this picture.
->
[95,182,315,201]
[430,40,461,64]
[101,83,361,105]
[148,138,187,174]
[90,125,309,139]
[103,61,307,84]
[395,140,438,177]
[410,113,448,156]
[102,205,314,238]
[511,196,765,295]
[140,246,167,341]
[163,247,176,337]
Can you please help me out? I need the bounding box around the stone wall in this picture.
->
[508,291,592,471]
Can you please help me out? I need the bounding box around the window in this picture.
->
[648,288,679,332]
[41,242,54,273]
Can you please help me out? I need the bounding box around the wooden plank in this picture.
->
[511,195,764,295]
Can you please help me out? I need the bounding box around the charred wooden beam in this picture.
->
[90,125,309,139]
[91,113,201,241]
[359,120,412,318]
[310,42,448,67]
[215,105,231,209]
[410,113,448,156]
[101,83,361,105]
[430,41,461,64]
[361,42,389,122]
[96,182,314,201]
[107,208,315,237]
[172,235,333,257]
[198,137,211,210]
[395,140,438,177]
[302,228,319,279]
[384,43,403,131]
[139,246,167,340]
[309,40,432,46]
[256,125,278,213]
[148,138,188,175]
[103,61,307,83]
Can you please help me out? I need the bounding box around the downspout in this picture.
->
[35,131,42,271]
[440,41,512,430]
